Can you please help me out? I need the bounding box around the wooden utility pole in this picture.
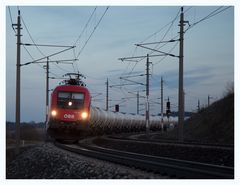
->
[161,77,164,130]
[119,54,165,134]
[178,7,187,142]
[208,95,212,107]
[45,57,49,136]
[45,57,49,123]
[146,54,150,134]
[106,78,109,111]
[198,99,200,112]
[13,10,21,155]
[137,91,139,114]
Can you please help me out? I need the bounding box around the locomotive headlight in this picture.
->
[81,112,88,119]
[51,110,57,117]
[68,101,72,106]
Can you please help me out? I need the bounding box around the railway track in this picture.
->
[55,141,234,179]
[107,135,234,150]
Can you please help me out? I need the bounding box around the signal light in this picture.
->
[167,101,170,109]
[166,98,171,118]
[115,104,119,112]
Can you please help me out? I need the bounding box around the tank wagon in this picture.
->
[47,73,174,140]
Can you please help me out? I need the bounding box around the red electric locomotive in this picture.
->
[47,73,91,140]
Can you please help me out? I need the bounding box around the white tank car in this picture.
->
[88,107,173,135]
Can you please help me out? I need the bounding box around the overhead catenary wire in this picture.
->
[8,6,16,33]
[122,8,181,78]
[22,10,60,73]
[120,6,231,115]
[118,9,182,113]
[72,6,97,73]
[140,8,181,45]
[121,6,232,115]
[21,15,46,57]
[76,6,109,59]
[8,7,46,70]
[119,7,182,103]
[73,6,98,47]
[8,6,232,115]
[122,6,231,83]
[151,9,180,52]
[185,6,231,33]
[151,6,232,91]
[183,6,193,14]
[49,71,63,79]
[52,62,73,73]
[15,8,80,79]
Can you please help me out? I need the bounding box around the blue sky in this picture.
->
[5,5,234,122]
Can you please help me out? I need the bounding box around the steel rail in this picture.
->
[107,135,234,150]
[55,142,234,179]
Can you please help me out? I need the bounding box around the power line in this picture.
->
[184,6,193,13]
[126,7,187,97]
[123,8,181,78]
[72,7,97,73]
[20,9,80,76]
[8,6,16,33]
[21,15,46,57]
[9,9,42,67]
[137,8,180,58]
[22,46,44,69]
[185,6,231,33]
[140,9,180,44]
[49,71,63,79]
[76,6,109,59]
[71,63,77,73]
[22,42,45,69]
[73,6,98,47]
[152,9,180,52]
[8,7,45,70]
[52,62,72,73]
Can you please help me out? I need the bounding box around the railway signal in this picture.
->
[166,97,171,119]
[115,104,119,112]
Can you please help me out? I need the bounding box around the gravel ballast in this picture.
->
[93,137,234,167]
[6,143,166,179]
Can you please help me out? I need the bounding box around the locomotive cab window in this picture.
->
[57,91,84,109]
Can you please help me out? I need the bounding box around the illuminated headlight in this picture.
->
[68,101,72,106]
[81,112,88,119]
[51,110,57,117]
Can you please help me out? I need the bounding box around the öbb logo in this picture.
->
[64,114,75,119]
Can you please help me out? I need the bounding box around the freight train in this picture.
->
[47,73,173,141]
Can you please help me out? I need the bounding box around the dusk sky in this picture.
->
[5,4,234,122]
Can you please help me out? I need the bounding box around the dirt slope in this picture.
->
[183,93,234,144]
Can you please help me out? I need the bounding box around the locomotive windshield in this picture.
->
[57,91,84,109]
